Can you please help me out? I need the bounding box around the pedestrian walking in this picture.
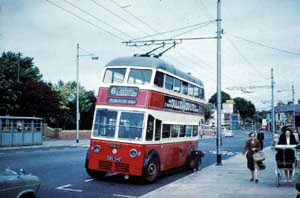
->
[257,130,265,150]
[273,132,280,146]
[278,128,298,182]
[293,128,300,143]
[243,132,262,183]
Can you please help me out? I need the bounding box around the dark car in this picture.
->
[0,168,40,198]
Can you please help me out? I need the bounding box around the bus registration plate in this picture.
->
[107,155,121,162]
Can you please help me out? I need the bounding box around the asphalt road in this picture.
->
[0,130,272,198]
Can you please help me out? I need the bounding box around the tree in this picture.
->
[204,104,213,121]
[233,97,256,120]
[53,81,95,129]
[208,91,231,106]
[0,51,60,123]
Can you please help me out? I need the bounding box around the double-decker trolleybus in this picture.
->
[85,55,205,182]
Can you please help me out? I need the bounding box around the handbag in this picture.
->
[253,151,265,162]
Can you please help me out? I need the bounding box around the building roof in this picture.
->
[275,104,300,113]
[106,56,204,87]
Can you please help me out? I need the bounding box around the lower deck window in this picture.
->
[93,110,117,138]
[118,112,144,140]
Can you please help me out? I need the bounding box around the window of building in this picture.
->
[174,78,181,93]
[154,71,164,87]
[162,124,171,138]
[165,75,174,90]
[181,81,188,95]
[103,68,126,83]
[146,115,154,141]
[128,69,152,85]
[155,119,162,141]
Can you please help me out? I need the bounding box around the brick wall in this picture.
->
[43,124,91,139]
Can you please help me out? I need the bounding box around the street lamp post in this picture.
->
[76,43,98,143]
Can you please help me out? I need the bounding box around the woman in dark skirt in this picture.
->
[243,132,261,183]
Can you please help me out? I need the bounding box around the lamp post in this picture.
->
[76,43,99,143]
[277,85,295,129]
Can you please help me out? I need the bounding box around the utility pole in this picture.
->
[76,43,80,143]
[216,0,222,166]
[292,85,295,129]
[271,68,275,136]
[17,53,20,82]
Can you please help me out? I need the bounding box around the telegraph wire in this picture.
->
[225,32,300,56]
[64,0,133,39]
[45,0,125,41]
[171,21,214,38]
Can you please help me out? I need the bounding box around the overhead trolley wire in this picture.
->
[225,32,300,56]
[45,0,125,41]
[64,0,134,39]
[90,0,151,36]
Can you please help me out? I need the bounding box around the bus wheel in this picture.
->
[86,169,106,179]
[143,157,160,183]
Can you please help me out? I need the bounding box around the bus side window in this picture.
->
[185,125,192,137]
[165,75,173,90]
[162,124,170,139]
[193,125,198,136]
[155,119,162,141]
[171,125,179,138]
[146,115,154,141]
[179,125,185,137]
[154,71,164,87]
[181,81,188,95]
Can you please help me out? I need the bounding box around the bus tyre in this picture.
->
[143,157,160,183]
[86,169,106,179]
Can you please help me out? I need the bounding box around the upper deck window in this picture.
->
[173,78,181,93]
[188,84,194,96]
[128,69,152,85]
[118,112,144,141]
[93,109,117,138]
[154,71,164,87]
[199,87,205,99]
[103,68,126,83]
[165,75,174,90]
[181,81,188,95]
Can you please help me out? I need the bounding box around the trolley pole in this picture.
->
[216,0,222,165]
[76,43,80,143]
[271,68,275,136]
[292,85,295,129]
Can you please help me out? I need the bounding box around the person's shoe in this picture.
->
[250,178,254,182]
[255,179,259,183]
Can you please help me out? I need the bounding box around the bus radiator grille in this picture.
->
[99,160,112,171]
[115,162,129,173]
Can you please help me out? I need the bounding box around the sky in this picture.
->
[1,0,300,111]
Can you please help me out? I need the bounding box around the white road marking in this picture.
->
[84,179,94,182]
[56,184,83,192]
[112,194,137,198]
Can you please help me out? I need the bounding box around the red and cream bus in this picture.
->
[85,55,205,182]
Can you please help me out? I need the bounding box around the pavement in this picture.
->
[0,139,90,151]
[141,146,299,198]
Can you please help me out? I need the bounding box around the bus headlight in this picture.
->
[129,149,138,158]
[92,145,101,153]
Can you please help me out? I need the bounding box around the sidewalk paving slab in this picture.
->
[140,147,298,198]
[0,139,90,151]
